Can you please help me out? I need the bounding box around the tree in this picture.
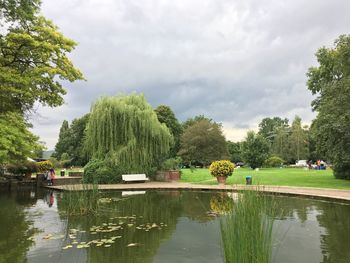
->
[0,0,84,114]
[53,114,90,166]
[307,35,350,179]
[226,141,243,163]
[258,117,289,144]
[0,112,42,164]
[85,94,173,175]
[0,0,83,164]
[53,120,71,160]
[155,105,182,158]
[182,115,212,130]
[289,116,309,162]
[271,126,291,162]
[178,119,228,166]
[241,131,269,169]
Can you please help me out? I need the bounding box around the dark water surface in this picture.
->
[0,188,350,263]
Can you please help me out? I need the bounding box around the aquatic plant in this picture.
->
[220,189,277,263]
[60,184,100,215]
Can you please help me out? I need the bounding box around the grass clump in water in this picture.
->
[220,188,278,263]
[60,183,99,215]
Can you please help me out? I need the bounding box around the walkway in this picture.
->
[47,182,350,202]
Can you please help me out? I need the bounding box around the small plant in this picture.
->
[161,157,182,171]
[209,160,235,177]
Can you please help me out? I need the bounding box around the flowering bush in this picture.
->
[209,160,235,177]
[37,160,53,173]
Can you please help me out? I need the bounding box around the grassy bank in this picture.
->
[181,167,350,190]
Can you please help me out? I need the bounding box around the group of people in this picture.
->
[308,160,326,170]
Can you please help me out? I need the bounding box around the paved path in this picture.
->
[47,182,350,202]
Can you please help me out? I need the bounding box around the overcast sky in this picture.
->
[31,0,350,149]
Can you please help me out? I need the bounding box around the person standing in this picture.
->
[47,168,55,186]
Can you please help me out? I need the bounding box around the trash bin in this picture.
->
[60,170,65,177]
[246,176,252,185]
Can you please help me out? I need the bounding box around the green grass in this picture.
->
[181,167,350,190]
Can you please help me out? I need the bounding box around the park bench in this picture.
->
[122,174,149,183]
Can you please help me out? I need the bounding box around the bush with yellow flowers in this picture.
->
[209,160,235,177]
[37,160,53,173]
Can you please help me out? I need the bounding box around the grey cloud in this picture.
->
[32,0,350,148]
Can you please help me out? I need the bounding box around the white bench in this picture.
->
[122,174,150,183]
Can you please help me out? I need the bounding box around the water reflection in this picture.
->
[0,189,350,263]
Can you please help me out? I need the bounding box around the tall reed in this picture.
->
[220,188,278,263]
[60,183,100,215]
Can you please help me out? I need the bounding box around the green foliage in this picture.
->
[85,94,173,176]
[0,112,42,164]
[161,157,182,171]
[53,114,89,166]
[36,160,52,172]
[0,2,84,114]
[60,184,99,215]
[83,159,122,184]
[289,116,309,162]
[242,131,269,169]
[209,160,234,177]
[227,141,242,163]
[178,119,229,166]
[155,105,182,158]
[264,156,285,168]
[182,115,212,130]
[307,34,350,179]
[258,117,289,144]
[220,190,277,263]
[6,161,38,175]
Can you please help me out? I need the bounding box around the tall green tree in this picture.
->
[226,141,243,163]
[0,0,84,114]
[155,105,182,158]
[85,94,173,175]
[271,126,291,162]
[53,114,89,166]
[258,117,289,144]
[307,34,350,179]
[0,0,83,163]
[241,131,269,169]
[178,119,228,166]
[182,115,212,130]
[289,116,309,162]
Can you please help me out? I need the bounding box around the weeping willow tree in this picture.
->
[85,94,173,176]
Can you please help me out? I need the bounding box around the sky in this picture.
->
[31,0,350,149]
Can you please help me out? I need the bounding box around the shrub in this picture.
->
[264,156,285,168]
[6,161,38,175]
[209,160,235,177]
[161,157,182,171]
[333,162,350,180]
[83,159,122,184]
[37,160,53,173]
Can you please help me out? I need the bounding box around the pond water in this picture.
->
[1,188,350,263]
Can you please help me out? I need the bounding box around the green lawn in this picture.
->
[181,167,350,190]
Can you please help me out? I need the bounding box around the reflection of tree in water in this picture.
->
[273,196,350,263]
[316,202,350,263]
[55,190,219,263]
[0,190,37,263]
